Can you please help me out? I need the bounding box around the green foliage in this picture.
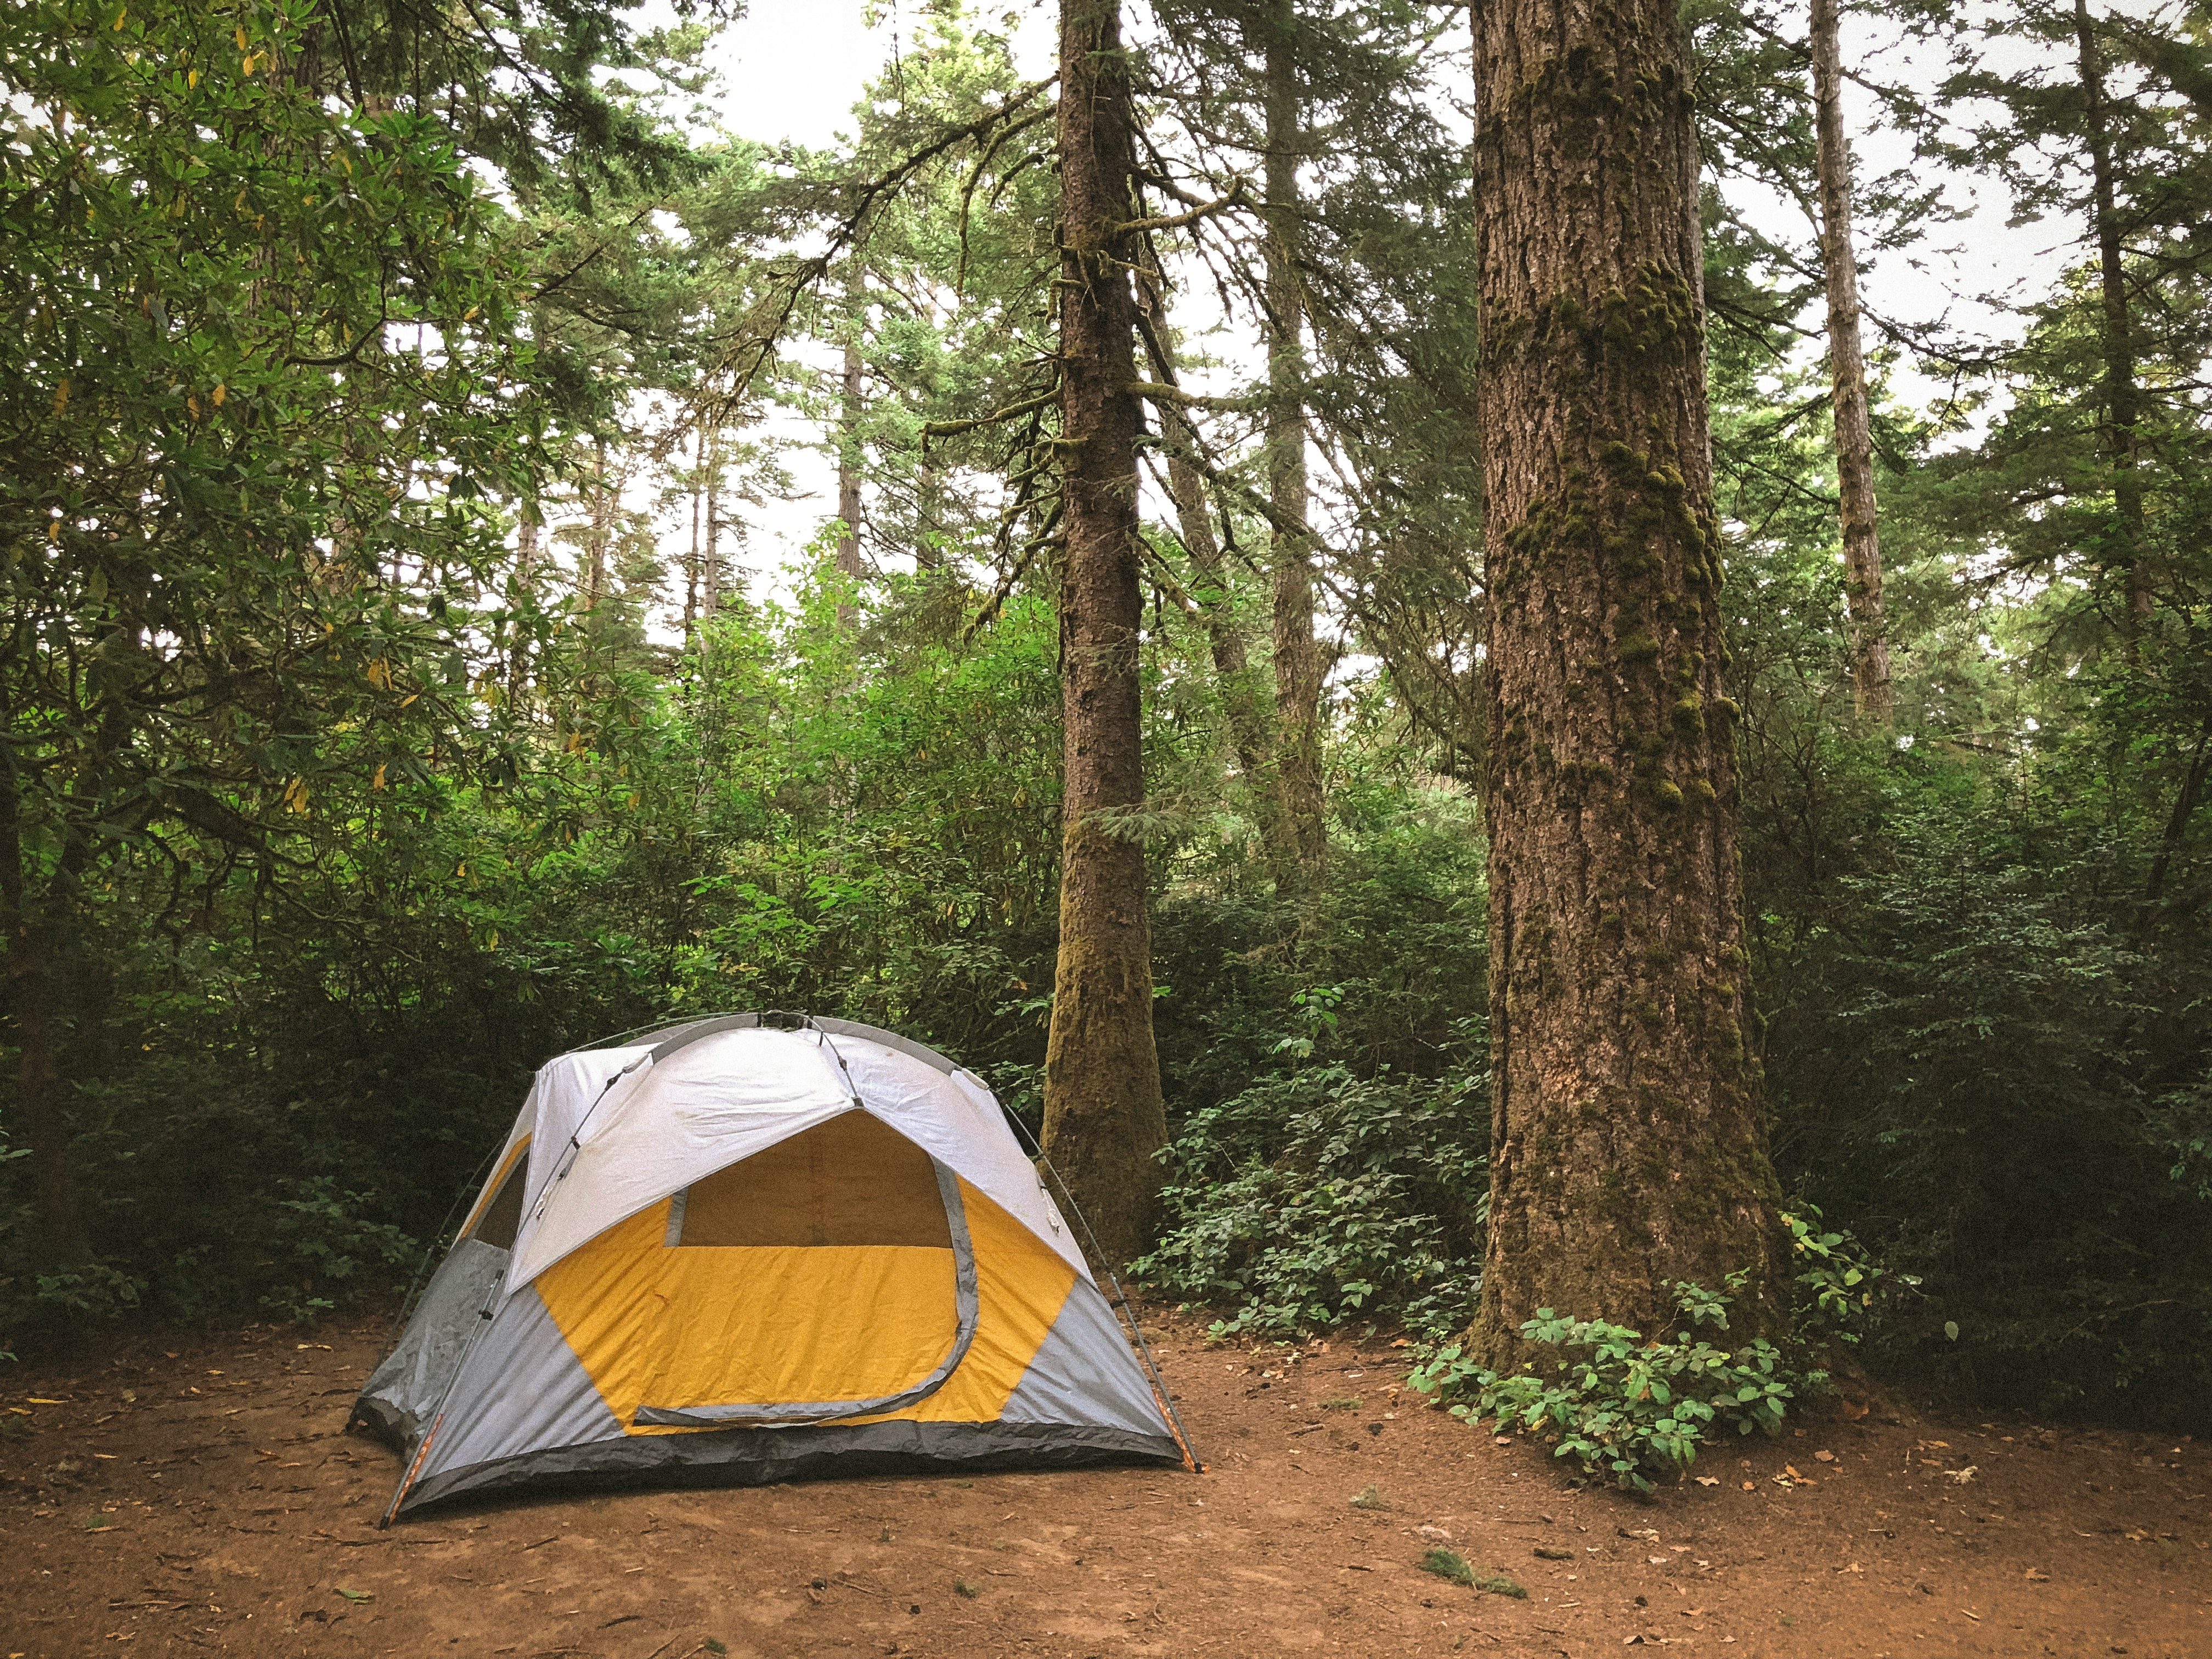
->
[1785,1205,1911,1346]
[254,1179,424,1325]
[1415,1548,1526,1598]
[1132,1057,1487,1340]
[1410,1282,1813,1494]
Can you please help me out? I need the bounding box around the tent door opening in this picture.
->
[537,1108,979,1429]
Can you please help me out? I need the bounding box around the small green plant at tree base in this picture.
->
[1408,1278,1820,1493]
[1784,1205,1914,1345]
[1418,1548,1527,1598]
[1349,1483,1389,1510]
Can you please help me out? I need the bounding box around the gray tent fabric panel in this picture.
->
[1000,1278,1176,1441]
[351,1239,510,1452]
[413,1283,624,1486]
[628,1011,961,1078]
[400,1419,1182,1514]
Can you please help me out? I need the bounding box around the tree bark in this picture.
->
[0,757,93,1272]
[584,436,610,611]
[1041,0,1168,1269]
[835,261,867,625]
[685,422,703,638]
[1467,0,1786,1367]
[509,503,539,710]
[1133,275,1295,876]
[2074,0,2151,629]
[702,421,723,622]
[1809,0,1893,725]
[1265,2,1328,889]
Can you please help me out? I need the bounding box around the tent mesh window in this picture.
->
[668,1110,953,1249]
[466,1152,528,1250]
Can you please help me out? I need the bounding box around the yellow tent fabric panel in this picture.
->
[901,1177,1079,1423]
[533,1165,1079,1435]
[537,1202,960,1428]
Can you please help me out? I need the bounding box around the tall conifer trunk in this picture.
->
[835,261,867,623]
[1264,2,1327,890]
[702,422,723,621]
[1468,0,1785,1366]
[1809,0,1892,724]
[1040,0,1167,1267]
[2073,0,2151,628]
[1135,275,1294,876]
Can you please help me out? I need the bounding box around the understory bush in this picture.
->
[1409,1278,1812,1493]
[1131,1055,1488,1339]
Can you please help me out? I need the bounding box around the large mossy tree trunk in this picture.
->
[1263,1,1329,896]
[1040,0,1168,1269]
[1467,0,1786,1369]
[1809,0,1893,725]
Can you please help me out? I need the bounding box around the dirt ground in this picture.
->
[2,1305,2207,1658]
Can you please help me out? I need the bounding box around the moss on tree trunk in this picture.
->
[1040,0,1167,1269]
[1466,0,1786,1368]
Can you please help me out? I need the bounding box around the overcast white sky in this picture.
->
[616,0,2111,608]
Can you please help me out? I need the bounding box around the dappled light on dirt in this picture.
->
[4,1306,2207,1656]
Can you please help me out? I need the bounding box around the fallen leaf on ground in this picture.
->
[333,1587,371,1603]
[1813,1450,1836,1463]
[2025,1568,2050,1582]
[1695,1477,1720,1487]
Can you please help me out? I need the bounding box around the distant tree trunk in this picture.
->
[702,422,723,622]
[2145,713,2212,912]
[584,436,610,611]
[685,422,703,638]
[1467,0,1786,1367]
[509,503,539,709]
[835,262,867,625]
[1133,275,1295,876]
[0,766,92,1272]
[1264,2,1328,890]
[2073,0,2151,629]
[1041,0,1167,1268]
[1809,0,1893,725]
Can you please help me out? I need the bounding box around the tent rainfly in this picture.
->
[352,1014,1192,1520]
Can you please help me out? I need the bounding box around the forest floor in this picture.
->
[1,1304,2207,1658]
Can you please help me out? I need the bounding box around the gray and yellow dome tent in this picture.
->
[352,1014,1193,1520]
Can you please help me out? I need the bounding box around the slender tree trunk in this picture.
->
[685,422,703,639]
[835,263,867,625]
[584,437,610,611]
[1133,275,1295,873]
[2144,713,2212,912]
[0,765,92,1272]
[702,422,723,622]
[2074,0,2151,629]
[1809,0,1893,725]
[1466,0,1786,1367]
[1041,0,1167,1268]
[509,503,538,710]
[1264,2,1327,889]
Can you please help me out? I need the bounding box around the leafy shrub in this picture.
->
[1409,1279,1813,1493]
[1131,1058,1487,1339]
[253,1178,424,1325]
